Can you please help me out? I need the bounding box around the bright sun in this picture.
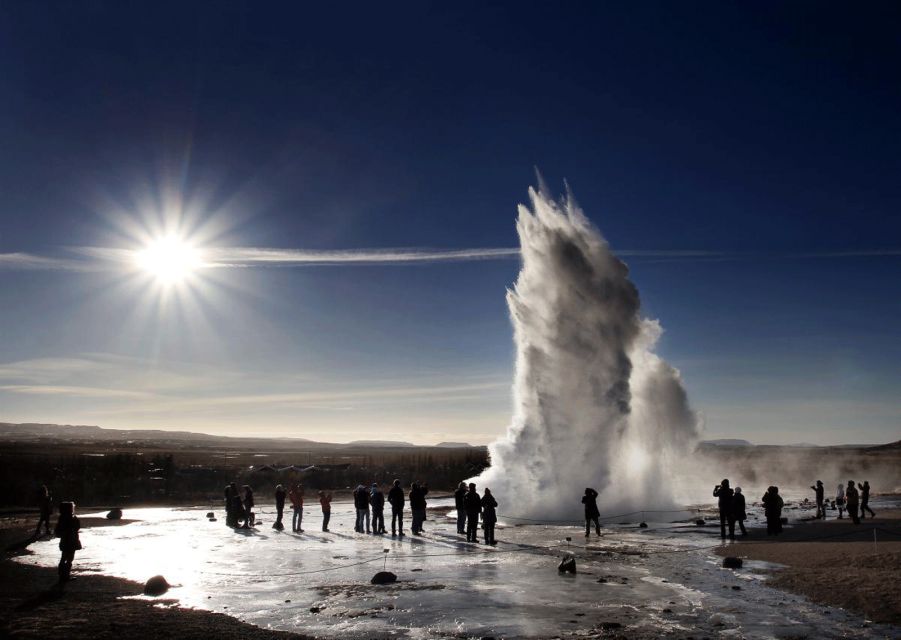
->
[134,236,203,284]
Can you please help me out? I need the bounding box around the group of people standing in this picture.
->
[713,479,765,539]
[713,478,878,540]
[454,482,498,545]
[812,479,875,525]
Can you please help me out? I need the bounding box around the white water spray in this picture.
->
[475,183,700,519]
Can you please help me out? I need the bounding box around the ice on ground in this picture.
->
[18,497,900,639]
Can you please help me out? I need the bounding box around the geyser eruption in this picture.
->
[476,183,700,519]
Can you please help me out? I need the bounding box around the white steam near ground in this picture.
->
[475,183,701,518]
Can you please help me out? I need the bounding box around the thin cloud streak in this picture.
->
[3,246,901,271]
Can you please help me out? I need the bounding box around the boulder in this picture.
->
[639,522,648,528]
[722,557,743,569]
[205,512,215,518]
[106,508,123,520]
[558,555,576,574]
[370,571,397,585]
[143,575,170,596]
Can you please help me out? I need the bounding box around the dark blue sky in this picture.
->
[1,2,899,443]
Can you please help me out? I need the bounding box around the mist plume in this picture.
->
[475,183,700,519]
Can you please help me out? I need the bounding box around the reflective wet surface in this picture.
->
[17,497,900,639]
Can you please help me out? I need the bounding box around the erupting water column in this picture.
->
[475,183,700,519]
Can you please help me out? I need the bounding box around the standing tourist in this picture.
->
[273,484,287,530]
[54,501,81,586]
[388,479,405,537]
[319,490,332,532]
[464,483,482,543]
[582,488,601,537]
[713,479,735,540]
[810,480,825,519]
[481,488,498,545]
[762,486,784,535]
[454,481,468,535]
[858,481,875,519]
[289,483,305,533]
[370,483,386,535]
[845,480,860,525]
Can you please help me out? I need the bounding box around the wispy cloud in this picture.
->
[0,253,90,271]
[3,246,901,271]
[0,384,157,399]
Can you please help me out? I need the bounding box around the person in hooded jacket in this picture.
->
[481,488,498,545]
[582,488,601,537]
[454,481,468,535]
[858,481,875,519]
[54,501,81,586]
[733,487,748,537]
[464,483,482,542]
[388,479,405,537]
[762,485,784,535]
[224,484,236,527]
[713,479,735,540]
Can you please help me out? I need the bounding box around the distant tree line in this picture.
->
[0,445,490,508]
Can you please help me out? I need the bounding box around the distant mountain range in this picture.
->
[0,422,477,450]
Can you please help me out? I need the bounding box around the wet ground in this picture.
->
[16,496,901,639]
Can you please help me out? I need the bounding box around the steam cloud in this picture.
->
[475,183,700,519]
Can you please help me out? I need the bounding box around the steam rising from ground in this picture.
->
[476,184,699,518]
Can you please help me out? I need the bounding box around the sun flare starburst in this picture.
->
[134,235,203,284]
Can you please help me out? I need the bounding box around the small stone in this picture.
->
[371,571,397,585]
[284,599,291,603]
[106,508,123,520]
[639,522,648,528]
[722,557,743,569]
[205,512,215,518]
[310,606,321,613]
[143,575,170,596]
[731,585,741,590]
[695,519,706,526]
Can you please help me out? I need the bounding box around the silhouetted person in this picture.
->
[289,483,305,532]
[319,490,332,531]
[810,480,825,519]
[410,481,429,534]
[733,487,748,537]
[35,485,52,538]
[464,483,482,542]
[388,479,405,537]
[353,483,371,534]
[835,483,845,519]
[454,481,468,535]
[54,501,81,586]
[273,484,287,530]
[845,480,860,525]
[242,485,255,528]
[762,486,783,535]
[858,481,875,519]
[582,488,601,537]
[713,479,735,540]
[224,484,237,527]
[370,483,386,534]
[230,482,245,528]
[481,488,498,545]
